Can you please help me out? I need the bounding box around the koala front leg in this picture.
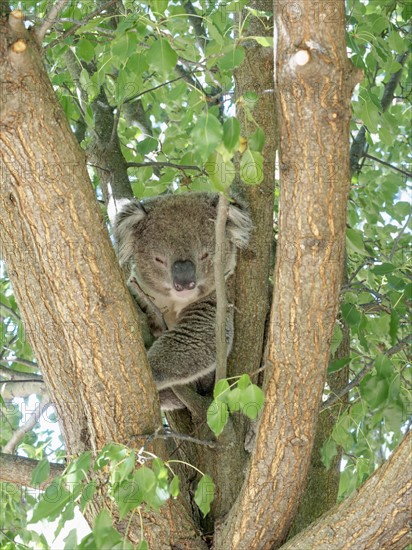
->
[148,296,233,391]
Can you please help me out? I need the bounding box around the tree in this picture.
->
[0,1,410,549]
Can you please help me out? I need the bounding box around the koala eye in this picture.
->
[200,252,209,261]
[155,256,166,265]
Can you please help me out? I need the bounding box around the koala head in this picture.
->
[113,193,251,308]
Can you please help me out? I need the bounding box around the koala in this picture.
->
[113,192,251,410]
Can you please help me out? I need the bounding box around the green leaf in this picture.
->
[237,374,251,390]
[218,46,245,72]
[137,137,158,155]
[346,228,368,256]
[213,378,230,400]
[205,152,235,191]
[320,438,338,469]
[194,474,215,517]
[248,36,274,47]
[207,400,229,437]
[95,444,127,469]
[93,509,124,547]
[152,458,169,490]
[111,33,130,60]
[64,529,78,549]
[80,481,97,513]
[223,117,240,150]
[147,39,178,74]
[239,384,264,420]
[240,149,263,185]
[31,483,72,523]
[134,466,156,495]
[328,356,351,374]
[371,263,395,276]
[341,303,361,326]
[76,38,95,62]
[249,127,265,152]
[66,451,91,486]
[330,324,343,355]
[152,0,167,13]
[116,482,142,519]
[169,475,180,498]
[360,374,388,409]
[124,53,148,78]
[31,459,50,486]
[375,354,392,378]
[227,387,242,413]
[192,114,223,159]
[137,540,149,550]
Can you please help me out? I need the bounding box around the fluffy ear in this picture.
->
[112,199,147,266]
[226,199,252,248]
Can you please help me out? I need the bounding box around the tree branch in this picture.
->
[389,210,412,261]
[130,427,216,449]
[214,194,229,382]
[350,52,409,176]
[321,334,412,411]
[0,365,39,379]
[126,161,205,173]
[364,153,412,178]
[45,0,119,49]
[3,400,51,454]
[280,432,412,550]
[34,0,71,42]
[0,452,64,489]
[0,378,47,401]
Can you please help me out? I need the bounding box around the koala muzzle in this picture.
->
[172,260,196,291]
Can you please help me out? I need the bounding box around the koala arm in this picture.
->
[148,295,233,391]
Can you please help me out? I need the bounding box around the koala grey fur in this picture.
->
[113,192,251,410]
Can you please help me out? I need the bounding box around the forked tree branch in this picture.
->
[34,0,71,42]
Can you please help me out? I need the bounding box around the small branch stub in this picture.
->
[9,9,25,32]
[294,50,310,66]
[11,39,27,53]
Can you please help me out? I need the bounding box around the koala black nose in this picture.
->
[172,260,196,291]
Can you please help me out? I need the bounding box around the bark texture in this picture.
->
[215,2,360,548]
[0,453,64,490]
[0,10,205,548]
[281,431,412,550]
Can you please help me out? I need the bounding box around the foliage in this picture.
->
[0,0,411,546]
[207,375,265,436]
[7,443,215,547]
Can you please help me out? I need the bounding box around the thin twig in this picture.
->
[127,161,205,173]
[3,401,51,454]
[321,334,412,411]
[35,0,71,42]
[129,428,216,449]
[214,194,229,382]
[364,154,412,178]
[123,73,196,105]
[389,211,412,261]
[45,0,118,49]
[0,303,21,321]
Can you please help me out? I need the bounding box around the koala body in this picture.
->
[113,193,251,410]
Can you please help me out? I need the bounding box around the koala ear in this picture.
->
[111,199,147,266]
[226,199,252,248]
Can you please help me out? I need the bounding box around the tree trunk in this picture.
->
[281,432,412,550]
[215,2,361,548]
[0,10,205,548]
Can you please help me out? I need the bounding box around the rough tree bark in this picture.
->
[282,431,412,550]
[0,9,205,548]
[215,2,361,548]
